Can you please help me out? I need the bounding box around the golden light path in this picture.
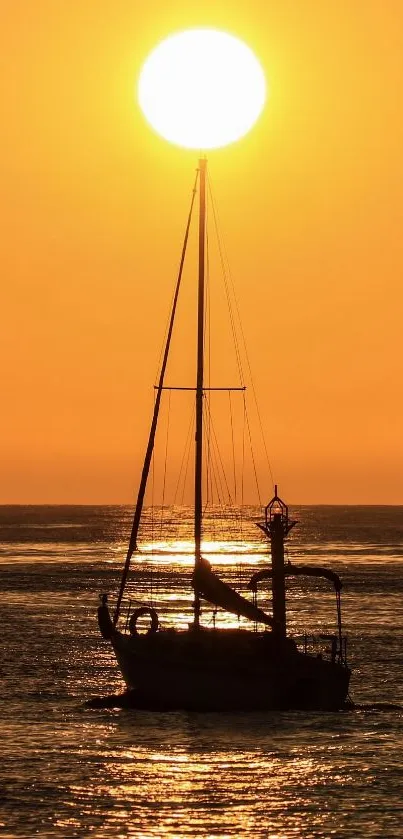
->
[138,28,266,148]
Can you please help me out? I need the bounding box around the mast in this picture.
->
[193,157,207,627]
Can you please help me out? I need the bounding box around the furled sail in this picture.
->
[193,559,274,627]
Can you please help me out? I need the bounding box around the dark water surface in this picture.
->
[1,505,403,838]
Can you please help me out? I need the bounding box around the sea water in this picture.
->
[1,505,403,838]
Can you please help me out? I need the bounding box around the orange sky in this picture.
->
[2,1,402,504]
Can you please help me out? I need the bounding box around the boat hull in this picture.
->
[110,628,350,711]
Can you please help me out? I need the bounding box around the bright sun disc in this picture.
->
[138,29,266,149]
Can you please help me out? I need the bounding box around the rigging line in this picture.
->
[202,394,213,533]
[207,174,245,386]
[202,398,243,532]
[123,595,157,608]
[205,394,211,507]
[228,391,237,504]
[241,393,246,531]
[208,174,275,490]
[159,388,171,539]
[202,406,231,539]
[244,399,263,508]
[207,403,215,517]
[205,444,225,521]
[181,416,196,507]
[202,401,223,512]
[114,168,199,625]
[172,400,195,506]
[204,399,219,545]
[207,174,244,383]
[204,401,226,542]
[180,406,195,507]
[207,173,245,377]
[203,398,233,508]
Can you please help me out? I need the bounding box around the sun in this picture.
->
[138,29,266,150]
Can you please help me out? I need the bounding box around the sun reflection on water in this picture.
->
[61,728,359,839]
[137,538,266,566]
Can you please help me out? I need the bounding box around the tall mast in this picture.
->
[193,157,207,627]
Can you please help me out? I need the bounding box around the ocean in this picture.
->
[1,504,403,838]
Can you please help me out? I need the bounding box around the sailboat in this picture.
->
[97,158,351,710]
